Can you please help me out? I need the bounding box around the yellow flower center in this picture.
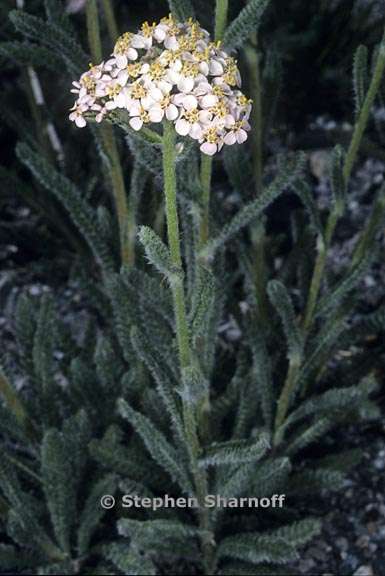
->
[178,35,196,51]
[131,83,147,99]
[212,85,225,97]
[182,61,200,77]
[140,108,150,123]
[141,21,156,38]
[160,95,172,109]
[126,63,142,78]
[205,127,219,144]
[161,14,176,27]
[82,75,96,93]
[185,109,200,123]
[210,101,228,118]
[149,62,165,80]
[106,84,121,98]
[237,94,252,106]
[114,32,133,55]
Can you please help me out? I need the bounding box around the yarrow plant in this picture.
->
[69,14,252,155]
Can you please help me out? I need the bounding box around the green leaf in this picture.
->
[41,429,77,553]
[104,543,156,575]
[291,179,323,237]
[267,280,304,362]
[9,10,87,76]
[330,144,346,210]
[77,475,117,556]
[353,45,368,117]
[0,41,62,71]
[199,434,269,468]
[190,266,216,347]
[218,533,298,565]
[129,326,185,444]
[223,0,271,51]
[286,418,333,456]
[168,0,195,21]
[138,226,176,280]
[118,399,193,495]
[16,142,115,274]
[201,152,305,259]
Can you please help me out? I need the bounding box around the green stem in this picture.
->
[215,0,229,42]
[245,41,263,195]
[86,0,134,266]
[302,29,385,333]
[199,155,213,248]
[101,0,119,44]
[245,34,268,324]
[163,121,191,368]
[273,357,301,445]
[198,0,229,252]
[162,121,215,575]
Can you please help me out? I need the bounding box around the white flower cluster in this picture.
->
[69,15,252,155]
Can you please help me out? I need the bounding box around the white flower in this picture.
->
[69,16,252,156]
[69,104,87,127]
[223,119,250,145]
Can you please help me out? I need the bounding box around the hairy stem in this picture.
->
[86,0,134,266]
[245,34,268,324]
[199,155,213,248]
[198,0,230,252]
[162,121,215,575]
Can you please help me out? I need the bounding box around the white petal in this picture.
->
[140,63,150,74]
[115,54,128,69]
[141,96,156,110]
[224,132,237,146]
[190,123,203,140]
[131,34,146,49]
[75,116,86,128]
[201,94,218,108]
[209,60,224,75]
[194,81,211,96]
[199,110,212,124]
[154,27,166,42]
[173,93,185,107]
[158,80,172,94]
[224,115,236,128]
[200,142,217,156]
[105,100,117,110]
[236,129,248,144]
[183,95,198,111]
[130,117,143,131]
[175,118,191,136]
[166,104,179,121]
[199,62,209,76]
[178,77,195,93]
[149,87,163,101]
[167,70,181,84]
[116,93,127,108]
[129,103,142,116]
[148,106,164,122]
[127,48,138,61]
[165,36,179,50]
[117,70,129,86]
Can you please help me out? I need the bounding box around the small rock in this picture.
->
[354,566,374,576]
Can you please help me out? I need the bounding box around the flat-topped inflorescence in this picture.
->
[69,15,252,155]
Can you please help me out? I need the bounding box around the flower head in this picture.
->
[69,16,251,155]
